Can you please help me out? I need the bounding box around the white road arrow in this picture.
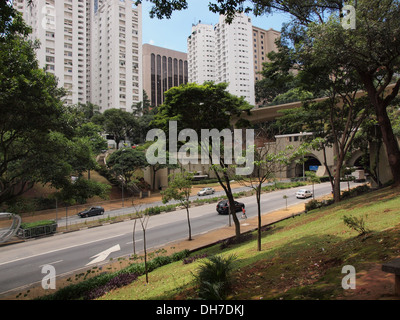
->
[86,244,121,266]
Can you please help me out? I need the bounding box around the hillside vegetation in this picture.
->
[99,186,400,300]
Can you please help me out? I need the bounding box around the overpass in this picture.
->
[229,83,398,184]
[234,83,397,125]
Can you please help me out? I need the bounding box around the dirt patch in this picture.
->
[338,263,398,300]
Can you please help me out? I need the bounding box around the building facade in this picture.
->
[187,14,280,106]
[14,0,143,112]
[142,44,188,107]
[187,22,216,85]
[90,0,143,112]
[214,14,255,106]
[252,26,281,82]
[14,0,89,105]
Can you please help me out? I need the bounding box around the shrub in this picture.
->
[194,254,237,300]
[341,185,371,200]
[85,272,138,300]
[305,200,323,212]
[342,214,370,236]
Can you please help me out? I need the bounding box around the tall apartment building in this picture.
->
[252,26,281,81]
[14,0,89,105]
[14,0,143,112]
[142,44,188,107]
[90,0,143,112]
[187,22,216,84]
[187,13,280,106]
[214,14,255,106]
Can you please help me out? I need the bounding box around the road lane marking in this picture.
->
[86,244,121,266]
[39,260,63,268]
[126,239,143,245]
[0,233,128,267]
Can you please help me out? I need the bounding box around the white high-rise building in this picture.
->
[14,0,89,105]
[13,0,143,111]
[214,14,255,106]
[90,0,143,112]
[187,22,216,84]
[188,13,280,106]
[187,13,255,106]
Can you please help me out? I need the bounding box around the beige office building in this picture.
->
[252,26,281,81]
[142,44,188,106]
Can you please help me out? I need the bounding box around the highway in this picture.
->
[0,181,360,297]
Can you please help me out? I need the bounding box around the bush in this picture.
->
[305,200,323,212]
[194,254,237,300]
[343,214,370,236]
[85,272,138,300]
[341,185,371,200]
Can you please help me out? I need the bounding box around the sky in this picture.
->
[140,0,292,53]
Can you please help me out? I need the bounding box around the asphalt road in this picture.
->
[0,181,361,297]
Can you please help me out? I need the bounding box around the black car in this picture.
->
[78,206,105,218]
[216,200,245,215]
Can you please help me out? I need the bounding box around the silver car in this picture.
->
[197,187,215,196]
[296,189,313,199]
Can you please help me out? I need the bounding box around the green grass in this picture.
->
[98,186,400,300]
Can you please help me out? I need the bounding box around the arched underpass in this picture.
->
[287,155,324,179]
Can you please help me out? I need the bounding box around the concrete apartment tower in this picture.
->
[187,13,256,106]
[14,0,143,112]
[142,44,188,107]
[187,22,216,85]
[14,0,89,105]
[214,13,255,106]
[187,13,280,107]
[90,0,143,112]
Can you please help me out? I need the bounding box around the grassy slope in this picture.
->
[99,187,400,300]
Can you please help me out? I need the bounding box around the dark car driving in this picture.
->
[78,206,105,218]
[216,200,245,215]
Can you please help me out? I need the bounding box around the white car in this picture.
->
[296,189,313,199]
[197,187,215,196]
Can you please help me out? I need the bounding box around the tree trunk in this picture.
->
[186,206,192,241]
[132,219,137,255]
[376,106,400,187]
[143,228,148,283]
[256,189,262,252]
[362,77,400,187]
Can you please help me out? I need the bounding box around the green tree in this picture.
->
[153,82,252,239]
[0,4,107,205]
[238,131,293,251]
[162,171,194,241]
[75,122,108,156]
[106,148,149,194]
